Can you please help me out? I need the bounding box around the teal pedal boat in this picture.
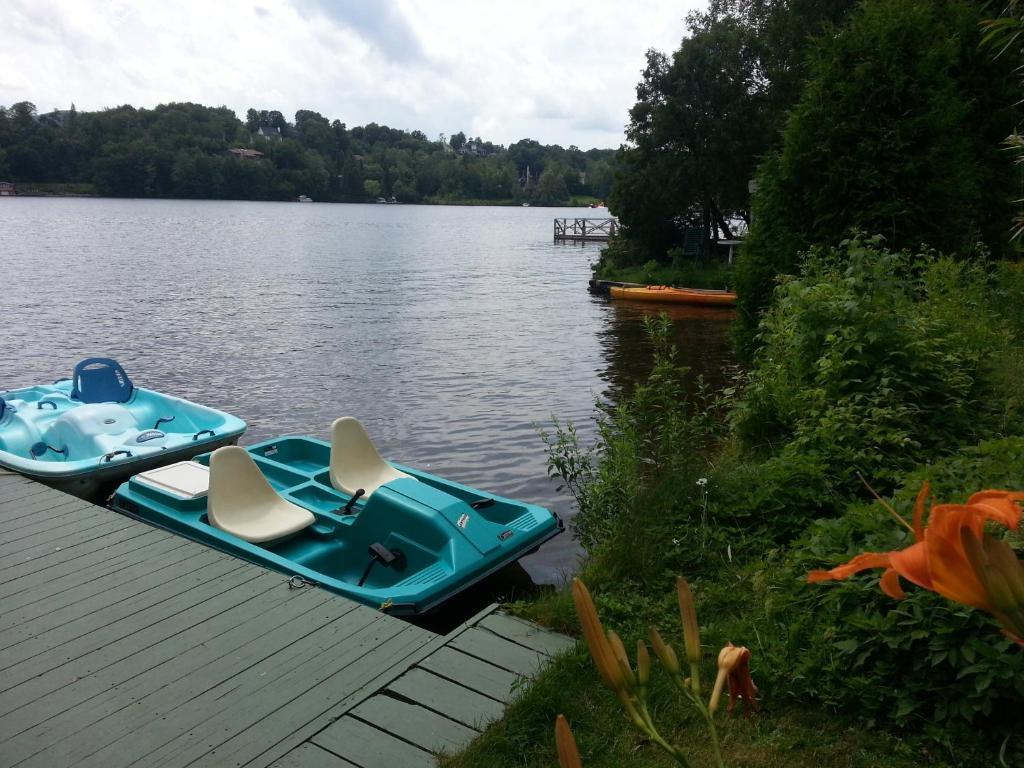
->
[0,358,247,500]
[111,418,562,615]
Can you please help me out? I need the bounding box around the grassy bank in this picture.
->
[444,241,1024,768]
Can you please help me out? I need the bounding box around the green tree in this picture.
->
[734,0,1021,354]
[534,166,569,205]
[449,131,466,151]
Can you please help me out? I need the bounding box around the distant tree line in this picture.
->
[0,101,617,204]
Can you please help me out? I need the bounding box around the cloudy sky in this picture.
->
[2,0,702,149]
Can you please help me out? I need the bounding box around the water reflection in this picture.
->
[597,300,739,406]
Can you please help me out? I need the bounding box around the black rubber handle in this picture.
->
[192,429,215,441]
[344,488,366,514]
[102,449,133,462]
[37,401,58,410]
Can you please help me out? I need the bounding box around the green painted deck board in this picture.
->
[313,716,436,768]
[0,553,249,656]
[8,596,374,767]
[0,495,97,532]
[387,667,506,729]
[478,612,577,656]
[136,619,424,768]
[0,509,118,553]
[418,646,521,702]
[0,477,571,768]
[189,623,439,768]
[0,572,308,709]
[268,743,359,768]
[0,536,192,612]
[0,545,224,635]
[352,694,478,751]
[0,524,161,582]
[447,626,549,676]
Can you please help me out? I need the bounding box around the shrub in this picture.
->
[542,315,721,553]
[733,237,1008,495]
[762,440,1024,748]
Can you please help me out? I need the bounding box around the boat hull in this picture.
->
[609,284,737,306]
[111,436,562,615]
[0,380,246,502]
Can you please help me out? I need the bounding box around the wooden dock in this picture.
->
[554,217,618,242]
[0,471,574,768]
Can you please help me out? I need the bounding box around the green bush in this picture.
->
[764,441,1024,743]
[733,237,1010,495]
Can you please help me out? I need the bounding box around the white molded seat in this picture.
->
[329,417,413,498]
[208,446,315,544]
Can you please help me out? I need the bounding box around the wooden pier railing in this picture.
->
[554,217,618,242]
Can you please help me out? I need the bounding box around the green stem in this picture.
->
[702,707,726,768]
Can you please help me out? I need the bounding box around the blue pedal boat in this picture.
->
[0,358,246,499]
[111,418,562,615]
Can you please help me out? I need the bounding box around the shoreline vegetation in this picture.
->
[6,184,607,208]
[445,1,1024,767]
[0,102,615,207]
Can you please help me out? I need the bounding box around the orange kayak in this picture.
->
[609,285,737,306]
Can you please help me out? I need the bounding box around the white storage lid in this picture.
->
[135,461,211,499]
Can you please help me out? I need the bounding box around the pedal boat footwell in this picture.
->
[111,436,562,615]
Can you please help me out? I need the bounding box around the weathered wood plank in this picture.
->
[312,716,435,768]
[446,626,548,677]
[0,477,54,506]
[2,516,136,563]
[268,743,359,768]
[418,646,520,703]
[0,544,215,633]
[25,606,390,768]
[0,549,241,654]
[478,613,575,657]
[0,504,113,547]
[352,694,478,751]
[230,612,481,768]
[0,494,95,532]
[0,521,156,582]
[0,571,305,707]
[0,525,165,585]
[142,620,431,768]
[387,668,505,730]
[6,590,367,767]
[0,535,191,612]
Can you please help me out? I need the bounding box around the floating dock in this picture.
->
[0,470,574,768]
[554,217,618,242]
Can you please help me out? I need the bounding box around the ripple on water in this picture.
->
[0,198,736,586]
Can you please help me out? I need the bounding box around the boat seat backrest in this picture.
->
[71,358,134,404]
[208,446,315,544]
[329,417,413,498]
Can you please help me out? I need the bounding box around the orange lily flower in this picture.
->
[808,484,1024,643]
[709,643,758,716]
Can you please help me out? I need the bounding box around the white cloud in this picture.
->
[3,0,700,148]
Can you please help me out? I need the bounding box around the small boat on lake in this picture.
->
[0,358,246,499]
[111,417,562,615]
[609,284,737,307]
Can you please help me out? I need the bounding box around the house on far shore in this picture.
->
[0,181,15,196]
[227,148,265,160]
[256,126,282,141]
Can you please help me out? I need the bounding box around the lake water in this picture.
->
[0,198,736,590]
